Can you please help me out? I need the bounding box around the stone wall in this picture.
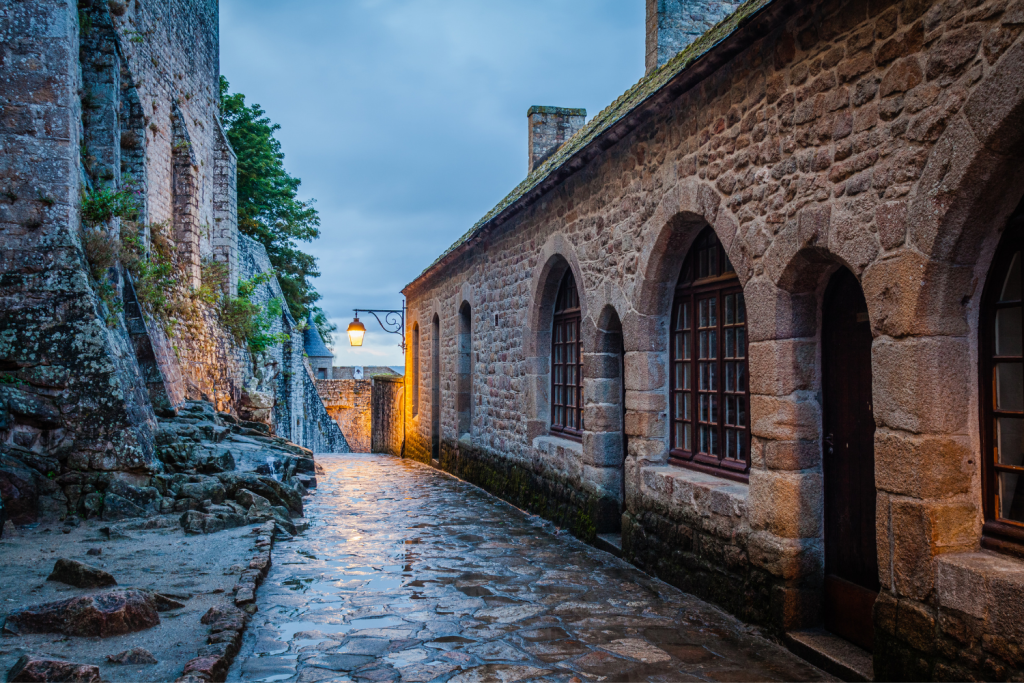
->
[316,379,372,453]
[301,368,350,455]
[402,0,1024,678]
[0,0,346,519]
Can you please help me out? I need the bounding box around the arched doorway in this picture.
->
[822,267,878,652]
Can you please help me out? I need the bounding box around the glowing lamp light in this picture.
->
[347,317,366,347]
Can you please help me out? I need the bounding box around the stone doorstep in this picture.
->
[785,628,873,682]
[594,533,623,558]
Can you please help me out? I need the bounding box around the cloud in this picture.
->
[221,0,645,366]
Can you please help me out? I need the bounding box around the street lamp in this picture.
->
[346,317,366,347]
[346,305,406,352]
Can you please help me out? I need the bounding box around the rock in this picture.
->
[0,386,62,429]
[196,448,235,474]
[217,472,302,516]
[86,548,102,556]
[47,558,117,588]
[0,454,38,525]
[6,656,101,682]
[201,604,248,631]
[80,492,104,518]
[147,592,186,611]
[106,647,158,665]
[182,655,229,682]
[236,488,271,512]
[180,509,246,535]
[217,411,238,425]
[238,419,270,434]
[238,388,274,425]
[106,480,160,512]
[270,506,296,535]
[3,589,160,637]
[294,474,317,489]
[178,479,226,505]
[101,493,149,521]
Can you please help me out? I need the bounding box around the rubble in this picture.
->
[6,656,101,683]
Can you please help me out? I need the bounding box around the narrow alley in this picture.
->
[230,456,831,683]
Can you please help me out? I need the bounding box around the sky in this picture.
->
[219,0,646,367]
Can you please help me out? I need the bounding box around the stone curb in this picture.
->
[174,521,275,683]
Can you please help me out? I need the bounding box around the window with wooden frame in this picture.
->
[981,211,1024,556]
[551,270,583,439]
[669,227,750,481]
[411,323,420,417]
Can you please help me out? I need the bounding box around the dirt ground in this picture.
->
[0,515,261,682]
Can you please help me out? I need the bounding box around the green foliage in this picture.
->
[96,279,124,327]
[219,77,335,346]
[121,222,176,314]
[0,374,25,386]
[81,176,141,225]
[220,272,290,355]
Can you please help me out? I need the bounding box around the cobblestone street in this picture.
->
[229,455,830,683]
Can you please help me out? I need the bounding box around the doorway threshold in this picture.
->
[594,533,622,558]
[785,628,873,682]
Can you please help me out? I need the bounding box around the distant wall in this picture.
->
[371,376,404,457]
[316,379,371,453]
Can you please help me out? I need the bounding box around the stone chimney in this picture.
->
[646,0,740,74]
[527,106,586,174]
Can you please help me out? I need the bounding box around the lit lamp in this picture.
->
[347,317,366,347]
[346,307,406,351]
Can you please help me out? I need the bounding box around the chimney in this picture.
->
[646,0,739,74]
[527,106,586,174]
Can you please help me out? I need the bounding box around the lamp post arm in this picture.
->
[352,306,406,352]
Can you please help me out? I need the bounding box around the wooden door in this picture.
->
[822,268,879,652]
[431,316,440,460]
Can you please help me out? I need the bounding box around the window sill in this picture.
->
[639,464,748,519]
[533,434,584,455]
[982,520,1024,559]
[936,550,1024,622]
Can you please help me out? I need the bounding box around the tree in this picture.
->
[219,76,336,345]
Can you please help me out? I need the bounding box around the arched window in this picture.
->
[670,227,749,479]
[411,323,420,417]
[458,303,473,438]
[982,213,1024,552]
[552,270,583,438]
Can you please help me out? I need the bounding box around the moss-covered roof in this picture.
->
[404,0,775,292]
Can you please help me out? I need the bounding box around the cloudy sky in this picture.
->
[219,0,646,367]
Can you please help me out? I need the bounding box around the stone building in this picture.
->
[402,0,1024,678]
[304,315,335,380]
[0,0,346,522]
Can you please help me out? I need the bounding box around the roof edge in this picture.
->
[403,0,786,296]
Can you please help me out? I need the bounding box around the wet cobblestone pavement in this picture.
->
[229,455,832,683]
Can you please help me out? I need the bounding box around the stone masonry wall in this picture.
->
[403,0,1024,678]
[316,379,371,453]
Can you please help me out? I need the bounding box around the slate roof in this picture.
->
[403,0,776,292]
[303,315,334,359]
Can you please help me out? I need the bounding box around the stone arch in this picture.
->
[523,234,587,441]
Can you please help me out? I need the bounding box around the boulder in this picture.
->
[196,447,235,474]
[101,493,148,521]
[106,647,157,665]
[47,558,117,589]
[178,479,226,505]
[200,604,248,631]
[217,472,302,516]
[180,509,246,535]
[0,454,37,525]
[238,388,273,425]
[80,492,104,518]
[269,506,296,535]
[6,656,101,682]
[235,488,271,512]
[3,589,160,637]
[107,480,160,513]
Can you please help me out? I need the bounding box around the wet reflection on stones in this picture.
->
[229,455,833,682]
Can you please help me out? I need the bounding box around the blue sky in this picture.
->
[220,0,646,366]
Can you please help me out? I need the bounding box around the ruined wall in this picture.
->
[403,0,1024,678]
[316,379,371,453]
